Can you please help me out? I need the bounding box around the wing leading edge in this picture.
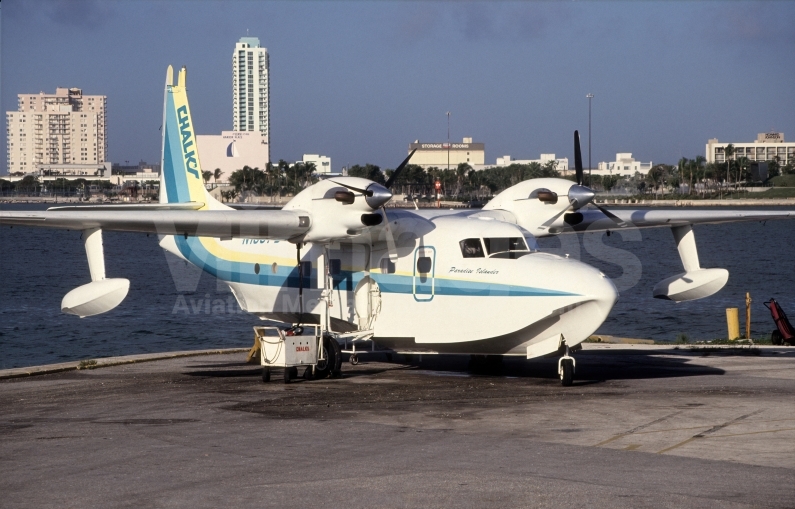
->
[0,209,311,241]
[557,208,794,234]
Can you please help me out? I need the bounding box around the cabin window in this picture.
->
[416,256,432,274]
[483,237,530,259]
[459,238,485,258]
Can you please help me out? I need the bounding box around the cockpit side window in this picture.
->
[483,237,530,259]
[459,238,485,258]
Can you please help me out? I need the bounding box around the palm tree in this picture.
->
[690,155,705,196]
[201,170,212,185]
[724,144,735,193]
[213,168,223,186]
[678,157,689,195]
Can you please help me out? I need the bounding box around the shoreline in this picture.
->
[2,196,794,207]
[596,197,795,207]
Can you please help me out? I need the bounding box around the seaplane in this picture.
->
[2,66,793,385]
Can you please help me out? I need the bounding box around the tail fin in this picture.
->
[159,66,228,209]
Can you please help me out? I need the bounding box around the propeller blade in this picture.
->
[381,206,399,261]
[384,149,417,190]
[574,130,584,186]
[330,180,373,197]
[594,203,628,228]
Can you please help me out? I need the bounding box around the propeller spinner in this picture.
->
[571,130,626,228]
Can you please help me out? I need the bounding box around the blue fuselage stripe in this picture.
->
[174,237,576,297]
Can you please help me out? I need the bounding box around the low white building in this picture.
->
[494,153,569,172]
[594,153,652,177]
[1,167,157,186]
[409,138,485,169]
[300,154,332,175]
[706,132,794,166]
[196,131,269,180]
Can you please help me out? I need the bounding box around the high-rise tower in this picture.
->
[6,87,107,174]
[232,37,269,136]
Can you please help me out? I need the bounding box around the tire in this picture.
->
[771,330,783,346]
[560,359,574,387]
[284,366,297,384]
[303,366,314,380]
[262,368,270,383]
[314,335,342,379]
[349,354,359,365]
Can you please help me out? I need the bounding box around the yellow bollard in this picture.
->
[726,308,740,341]
[745,292,752,340]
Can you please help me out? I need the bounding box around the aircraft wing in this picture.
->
[0,208,311,240]
[561,208,794,233]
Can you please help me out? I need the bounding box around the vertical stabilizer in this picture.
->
[159,66,229,209]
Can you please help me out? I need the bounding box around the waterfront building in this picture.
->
[196,131,270,180]
[6,87,107,174]
[494,153,569,172]
[706,132,794,166]
[300,154,332,175]
[232,37,270,144]
[594,153,653,177]
[409,138,485,169]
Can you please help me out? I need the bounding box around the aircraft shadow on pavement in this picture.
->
[382,351,726,382]
[179,349,725,383]
[183,367,264,378]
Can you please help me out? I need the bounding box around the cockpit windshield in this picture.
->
[459,238,485,258]
[483,237,530,259]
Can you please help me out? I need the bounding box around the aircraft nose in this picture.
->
[529,254,618,319]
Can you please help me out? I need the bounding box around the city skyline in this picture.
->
[2,1,794,174]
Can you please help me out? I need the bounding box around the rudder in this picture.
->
[159,66,227,209]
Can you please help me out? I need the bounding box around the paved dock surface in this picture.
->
[2,344,794,508]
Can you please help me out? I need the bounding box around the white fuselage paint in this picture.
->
[163,201,618,356]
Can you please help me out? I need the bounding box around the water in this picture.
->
[1,203,793,369]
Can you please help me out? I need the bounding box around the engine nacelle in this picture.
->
[283,177,389,242]
[652,268,728,302]
[61,278,130,318]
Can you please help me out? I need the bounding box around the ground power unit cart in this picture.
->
[255,326,342,383]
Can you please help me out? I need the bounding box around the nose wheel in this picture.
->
[558,345,575,386]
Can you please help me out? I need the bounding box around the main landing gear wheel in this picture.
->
[314,335,343,379]
[303,366,314,380]
[772,330,783,346]
[262,367,271,383]
[349,354,359,365]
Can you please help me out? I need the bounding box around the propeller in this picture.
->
[329,180,392,210]
[330,148,416,211]
[378,150,417,261]
[571,130,627,228]
[574,130,584,186]
[384,149,417,190]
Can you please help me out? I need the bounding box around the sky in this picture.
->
[2,0,794,174]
